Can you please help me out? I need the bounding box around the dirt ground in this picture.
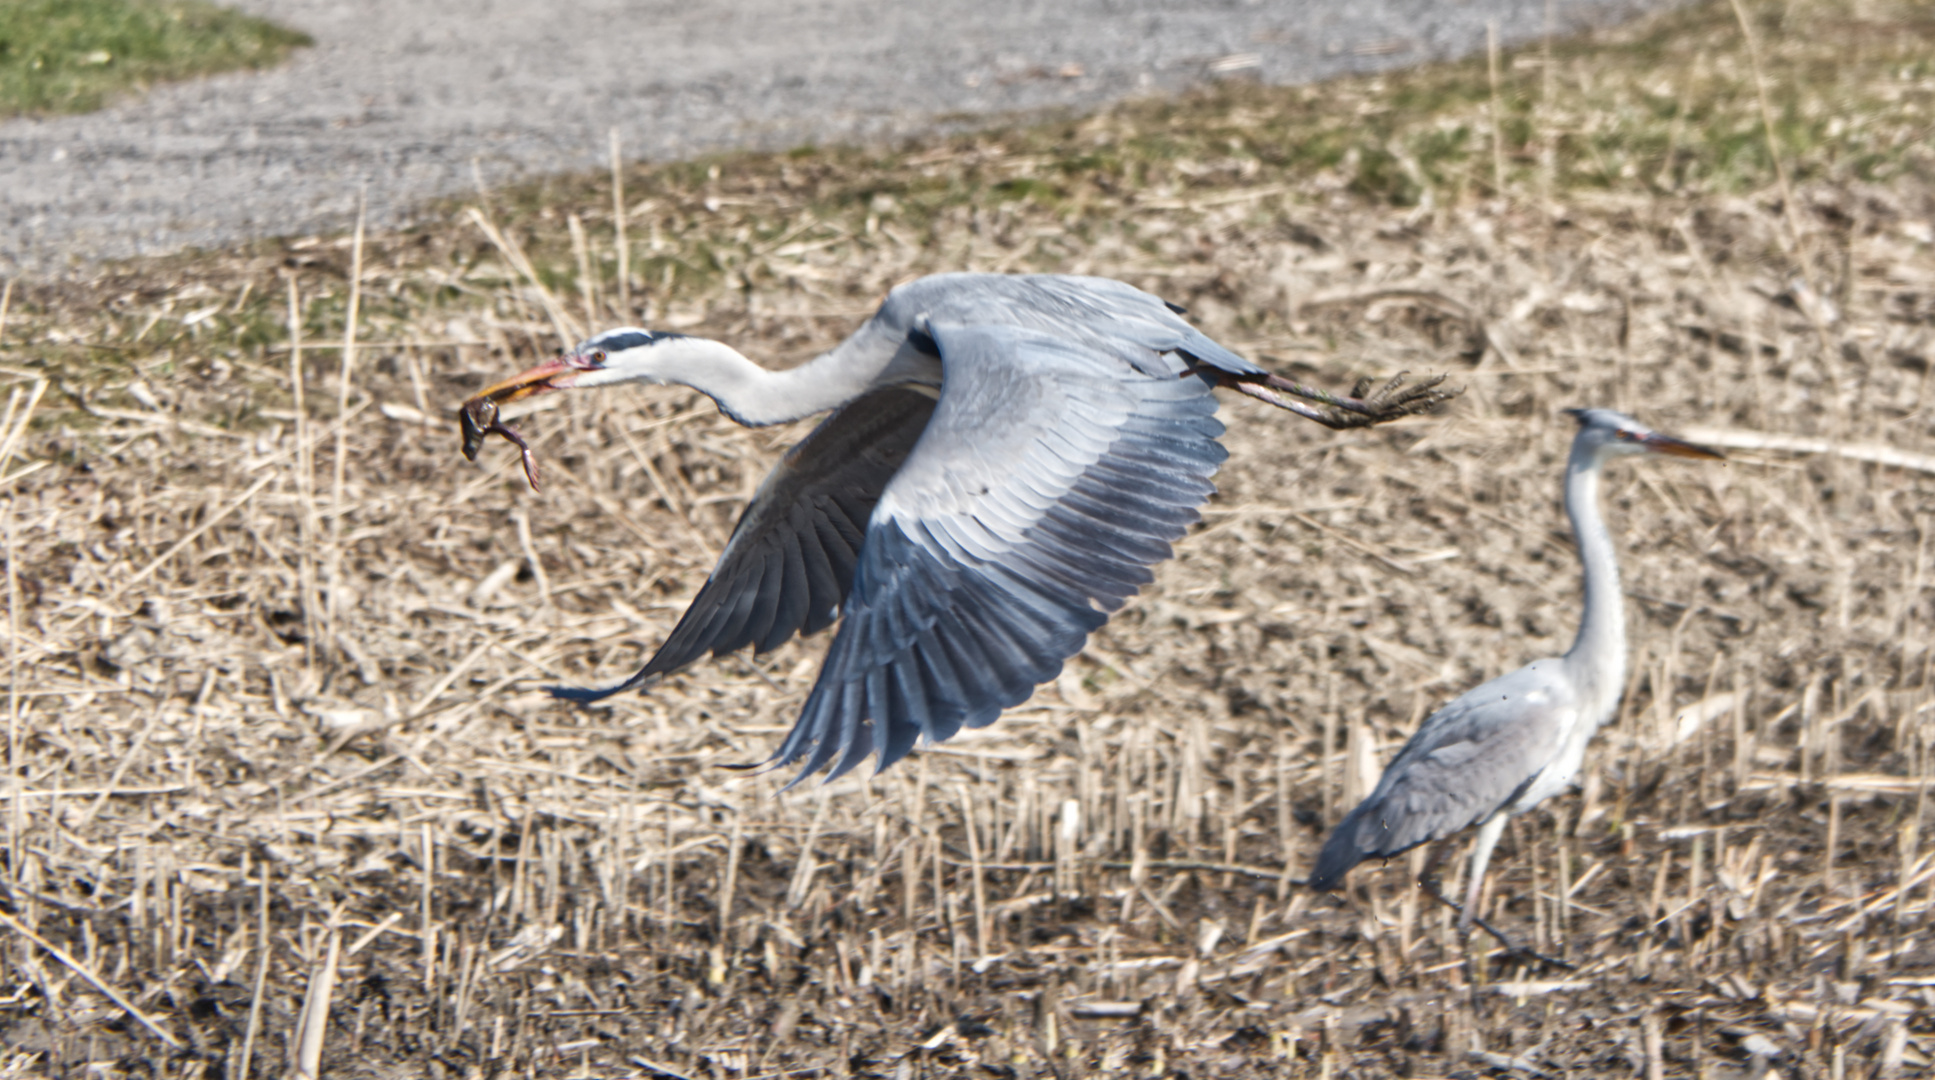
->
[0,50,1933,1080]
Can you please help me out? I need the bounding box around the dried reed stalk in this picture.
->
[0,910,181,1048]
[1486,20,1506,197]
[465,206,582,345]
[569,213,598,333]
[236,858,272,1080]
[290,927,341,1079]
[612,128,631,317]
[3,502,16,884]
[330,196,366,529]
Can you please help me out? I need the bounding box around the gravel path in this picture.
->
[0,0,1672,275]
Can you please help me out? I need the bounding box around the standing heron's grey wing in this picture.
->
[763,321,1227,782]
[1308,665,1578,889]
[552,386,936,704]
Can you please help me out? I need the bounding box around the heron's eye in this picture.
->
[1616,430,1637,441]
[591,349,607,365]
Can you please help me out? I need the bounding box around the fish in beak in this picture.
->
[458,356,582,491]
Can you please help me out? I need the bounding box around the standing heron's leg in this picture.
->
[1460,813,1510,932]
[1415,814,1573,972]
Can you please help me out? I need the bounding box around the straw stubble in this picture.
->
[0,25,1930,1072]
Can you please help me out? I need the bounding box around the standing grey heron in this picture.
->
[460,273,1455,783]
[1308,408,1721,941]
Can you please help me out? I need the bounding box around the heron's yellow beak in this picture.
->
[470,356,577,408]
[1643,433,1724,460]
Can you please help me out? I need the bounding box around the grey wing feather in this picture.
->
[551,387,936,704]
[863,274,1266,381]
[765,320,1228,783]
[1309,663,1578,889]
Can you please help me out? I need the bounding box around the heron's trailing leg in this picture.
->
[1214,369,1461,429]
[1417,814,1574,972]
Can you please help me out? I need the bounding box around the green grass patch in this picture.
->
[0,0,309,117]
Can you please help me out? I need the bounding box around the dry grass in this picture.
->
[2,1,1934,1078]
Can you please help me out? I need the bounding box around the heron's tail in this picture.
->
[1306,805,1375,891]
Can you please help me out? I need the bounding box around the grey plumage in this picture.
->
[771,322,1228,780]
[1308,408,1722,929]
[1310,663,1576,888]
[462,273,1454,783]
[551,386,935,703]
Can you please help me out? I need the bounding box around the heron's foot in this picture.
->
[1326,371,1462,428]
[1223,370,1461,429]
[1464,920,1575,974]
[1418,879,1574,972]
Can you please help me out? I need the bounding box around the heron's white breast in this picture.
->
[1511,701,1598,813]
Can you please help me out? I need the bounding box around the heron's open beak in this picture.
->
[1642,432,1724,460]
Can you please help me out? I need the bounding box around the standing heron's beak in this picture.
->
[1641,432,1724,460]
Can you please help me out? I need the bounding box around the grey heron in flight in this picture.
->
[1308,408,1721,941]
[461,273,1454,783]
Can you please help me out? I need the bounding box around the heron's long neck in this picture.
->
[632,337,885,426]
[1561,445,1625,705]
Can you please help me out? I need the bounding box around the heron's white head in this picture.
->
[467,327,689,408]
[1564,407,1723,462]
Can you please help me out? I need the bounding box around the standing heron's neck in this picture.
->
[1561,443,1626,703]
[627,336,889,426]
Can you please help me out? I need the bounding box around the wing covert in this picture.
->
[1308,667,1577,888]
[764,321,1228,782]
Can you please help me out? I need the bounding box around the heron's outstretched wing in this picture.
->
[862,273,1267,381]
[554,386,936,703]
[764,320,1227,783]
[1308,663,1578,889]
